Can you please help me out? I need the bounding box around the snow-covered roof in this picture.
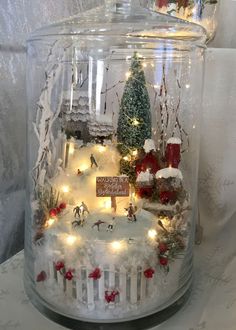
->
[155,167,183,180]
[88,120,114,137]
[137,170,154,183]
[143,139,156,153]
[167,137,181,145]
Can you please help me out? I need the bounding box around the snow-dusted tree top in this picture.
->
[143,139,156,153]
[167,137,181,145]
[136,170,154,183]
[155,167,183,180]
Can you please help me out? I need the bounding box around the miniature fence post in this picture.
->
[130,266,138,304]
[119,266,127,303]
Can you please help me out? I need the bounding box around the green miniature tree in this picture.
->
[117,52,151,156]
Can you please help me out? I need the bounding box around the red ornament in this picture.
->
[56,207,61,214]
[165,143,181,169]
[64,270,74,281]
[159,191,176,204]
[156,0,168,7]
[89,268,102,280]
[144,268,155,279]
[49,208,58,217]
[136,152,160,175]
[55,261,65,271]
[105,290,119,303]
[59,202,66,210]
[159,242,168,254]
[159,256,168,266]
[36,271,47,282]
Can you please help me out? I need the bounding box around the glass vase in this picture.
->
[145,0,219,42]
[24,0,206,328]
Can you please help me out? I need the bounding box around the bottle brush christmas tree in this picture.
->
[117,52,152,183]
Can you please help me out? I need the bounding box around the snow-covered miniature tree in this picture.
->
[117,52,152,156]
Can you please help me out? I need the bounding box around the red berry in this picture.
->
[65,270,73,280]
[159,256,168,266]
[49,208,58,217]
[105,290,119,303]
[59,202,66,210]
[89,268,101,280]
[36,271,47,282]
[144,268,155,279]
[159,242,168,253]
[55,261,65,271]
[56,207,61,214]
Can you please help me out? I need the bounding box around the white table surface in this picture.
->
[1,213,236,330]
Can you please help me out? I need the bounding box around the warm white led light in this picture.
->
[148,229,157,240]
[62,185,70,193]
[111,241,122,251]
[66,235,77,246]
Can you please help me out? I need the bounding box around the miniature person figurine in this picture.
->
[72,218,84,227]
[73,206,81,218]
[90,154,98,168]
[92,220,106,231]
[77,168,82,176]
[107,217,115,232]
[80,201,90,216]
[125,203,137,222]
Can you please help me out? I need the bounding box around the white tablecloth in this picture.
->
[1,211,236,330]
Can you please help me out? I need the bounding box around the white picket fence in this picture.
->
[40,261,153,310]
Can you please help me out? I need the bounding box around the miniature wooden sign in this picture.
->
[96,176,129,197]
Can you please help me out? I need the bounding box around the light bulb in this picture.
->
[97,145,106,153]
[46,218,55,228]
[126,72,131,79]
[132,149,138,156]
[62,185,70,193]
[148,229,157,240]
[111,241,122,251]
[66,235,77,246]
[132,118,140,126]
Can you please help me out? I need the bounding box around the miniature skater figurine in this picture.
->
[90,154,98,168]
[80,201,90,216]
[73,206,81,218]
[125,203,137,222]
[72,218,84,227]
[77,168,82,176]
[107,217,115,232]
[92,220,106,231]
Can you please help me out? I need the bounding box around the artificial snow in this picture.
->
[136,170,154,183]
[155,167,183,180]
[143,139,156,153]
[167,137,181,145]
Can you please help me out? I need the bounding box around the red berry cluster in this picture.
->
[105,290,119,303]
[144,268,155,279]
[49,202,66,217]
[64,270,74,281]
[158,242,169,267]
[55,260,74,281]
[36,270,47,282]
[89,268,102,280]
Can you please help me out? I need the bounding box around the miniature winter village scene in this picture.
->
[32,51,193,320]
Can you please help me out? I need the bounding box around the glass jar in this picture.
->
[146,0,219,42]
[24,0,206,327]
